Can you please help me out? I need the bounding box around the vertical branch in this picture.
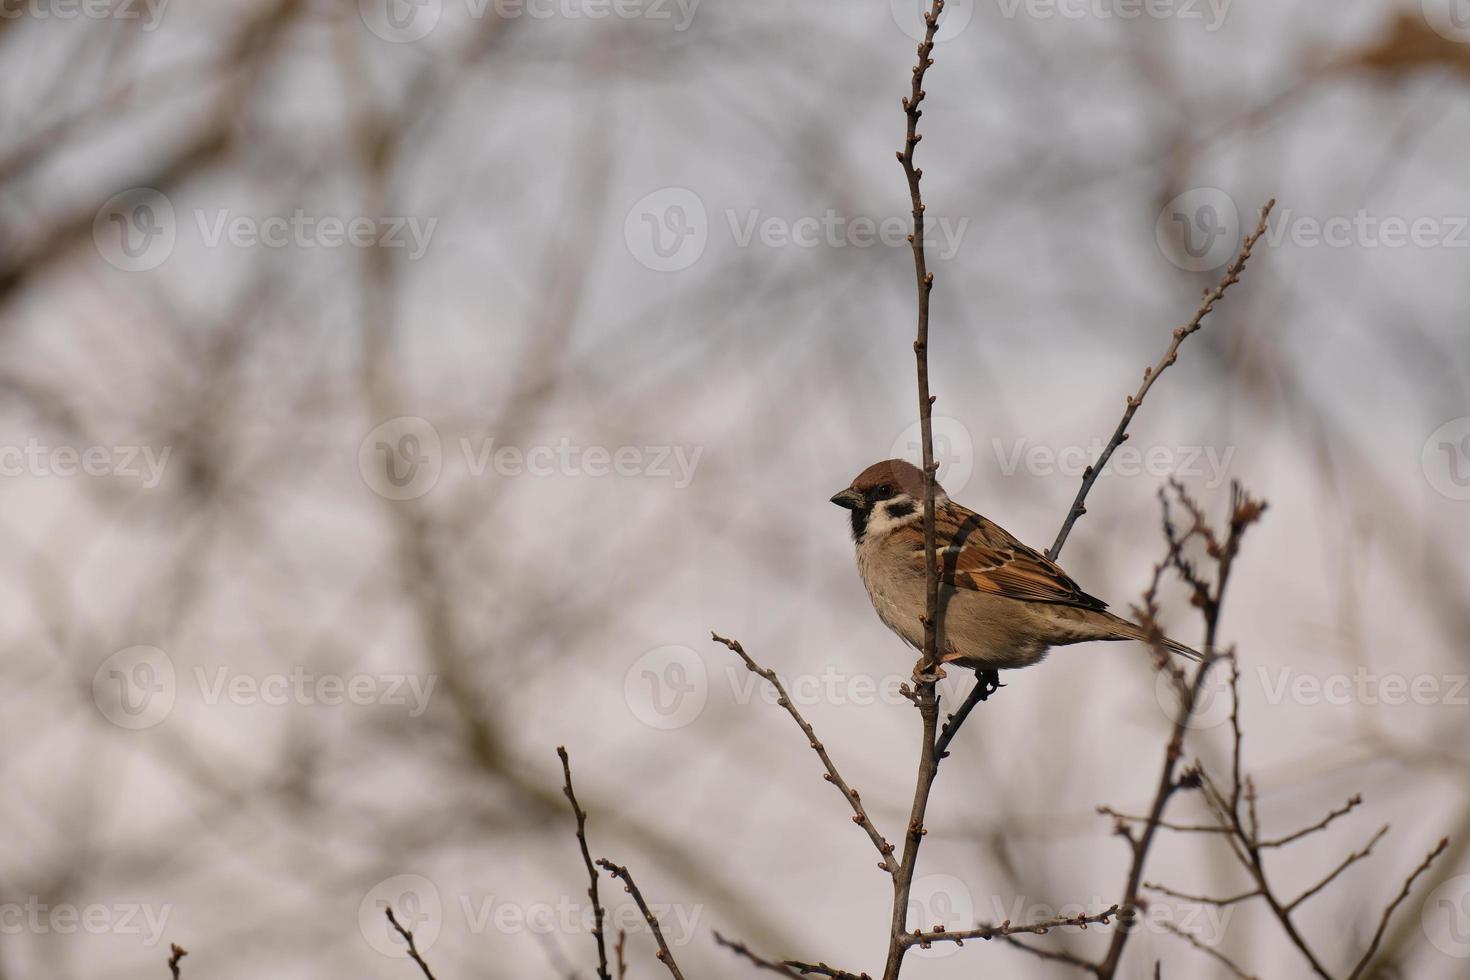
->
[558,746,612,980]
[884,4,946,980]
[898,0,945,675]
[1095,484,1265,980]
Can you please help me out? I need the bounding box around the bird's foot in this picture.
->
[912,660,947,685]
[974,668,1004,701]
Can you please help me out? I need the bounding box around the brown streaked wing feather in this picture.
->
[895,504,1109,610]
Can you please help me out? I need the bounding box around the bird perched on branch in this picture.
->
[830,459,1200,685]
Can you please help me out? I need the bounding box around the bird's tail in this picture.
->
[1101,612,1203,663]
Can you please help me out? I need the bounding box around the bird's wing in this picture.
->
[895,503,1109,610]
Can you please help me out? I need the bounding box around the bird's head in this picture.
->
[830,458,944,541]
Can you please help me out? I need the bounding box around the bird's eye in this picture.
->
[875,484,893,498]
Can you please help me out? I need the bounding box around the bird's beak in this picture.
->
[829,488,863,510]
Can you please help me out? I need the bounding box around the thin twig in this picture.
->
[557,746,612,980]
[1259,795,1364,848]
[1344,837,1450,980]
[1156,920,1259,980]
[1285,824,1389,912]
[167,944,188,980]
[615,929,628,980]
[907,906,1128,947]
[999,934,1102,974]
[712,931,803,978]
[597,859,687,980]
[1143,882,1262,907]
[1099,807,1232,835]
[785,963,873,980]
[385,907,438,980]
[711,633,898,874]
[1046,200,1276,562]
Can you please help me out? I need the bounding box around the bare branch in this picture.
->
[1047,200,1276,561]
[711,633,898,874]
[1285,824,1389,913]
[385,907,438,980]
[907,906,1127,947]
[713,931,803,978]
[999,934,1101,974]
[1260,795,1364,849]
[1143,882,1262,907]
[597,859,687,980]
[557,746,612,980]
[1345,837,1450,980]
[1156,920,1259,980]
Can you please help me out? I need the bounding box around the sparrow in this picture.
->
[830,459,1201,673]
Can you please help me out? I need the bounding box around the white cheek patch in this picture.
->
[863,494,925,538]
